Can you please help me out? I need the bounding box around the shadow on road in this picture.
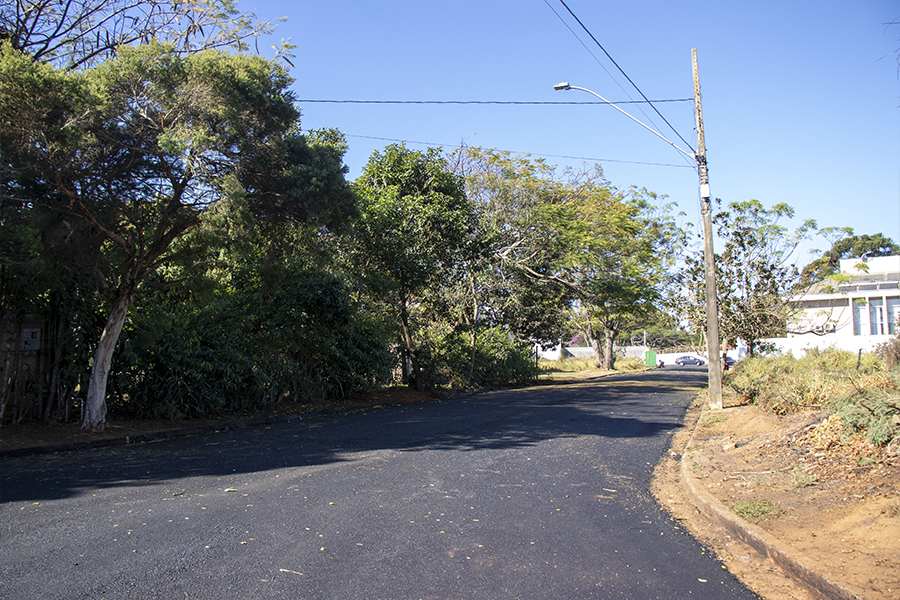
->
[1,369,708,504]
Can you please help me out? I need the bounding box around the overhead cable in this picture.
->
[296,99,693,106]
[556,0,696,154]
[348,134,695,169]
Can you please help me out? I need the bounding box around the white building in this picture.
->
[763,255,900,355]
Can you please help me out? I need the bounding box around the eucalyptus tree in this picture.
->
[0,42,355,429]
[352,144,475,391]
[449,147,580,344]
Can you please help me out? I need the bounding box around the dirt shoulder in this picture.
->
[652,395,900,600]
[0,370,617,455]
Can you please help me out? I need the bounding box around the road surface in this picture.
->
[1,367,759,599]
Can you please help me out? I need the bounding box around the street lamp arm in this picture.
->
[553,82,696,165]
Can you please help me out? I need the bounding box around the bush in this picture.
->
[110,270,393,419]
[417,325,539,390]
[877,335,900,370]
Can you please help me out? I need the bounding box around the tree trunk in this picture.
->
[467,275,479,385]
[82,292,132,431]
[602,334,616,370]
[398,299,423,392]
[42,311,68,422]
[590,336,603,369]
[583,323,602,369]
[602,318,620,371]
[0,311,15,425]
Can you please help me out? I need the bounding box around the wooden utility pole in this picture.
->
[692,48,723,409]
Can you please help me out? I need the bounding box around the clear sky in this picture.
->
[243,0,899,266]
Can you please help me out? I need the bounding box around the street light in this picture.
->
[554,74,723,409]
[553,82,695,165]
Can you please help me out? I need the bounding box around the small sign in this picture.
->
[22,328,40,355]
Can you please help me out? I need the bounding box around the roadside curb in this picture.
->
[679,406,864,600]
[0,400,417,459]
[0,413,309,459]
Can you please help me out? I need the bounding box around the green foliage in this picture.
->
[1,42,357,428]
[112,270,393,419]
[725,349,900,446]
[731,499,785,523]
[678,199,816,354]
[800,230,899,286]
[416,325,539,390]
[1,0,287,70]
[351,144,475,390]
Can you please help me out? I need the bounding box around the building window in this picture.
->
[888,298,900,335]
[852,299,866,336]
[869,298,884,335]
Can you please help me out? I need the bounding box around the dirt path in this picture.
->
[652,397,900,600]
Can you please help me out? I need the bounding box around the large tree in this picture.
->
[562,188,678,370]
[351,144,475,391]
[0,42,355,429]
[800,230,899,286]
[448,147,576,345]
[450,147,676,370]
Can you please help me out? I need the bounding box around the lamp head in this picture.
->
[553,82,571,91]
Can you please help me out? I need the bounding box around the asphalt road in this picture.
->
[1,367,759,599]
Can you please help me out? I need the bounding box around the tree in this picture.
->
[679,199,816,356]
[449,147,590,345]
[0,42,355,429]
[562,188,677,370]
[800,230,899,286]
[351,144,474,391]
[450,147,677,371]
[0,0,288,70]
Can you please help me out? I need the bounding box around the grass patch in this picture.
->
[790,467,819,489]
[539,357,596,373]
[731,498,785,523]
[538,356,647,374]
[701,413,729,427]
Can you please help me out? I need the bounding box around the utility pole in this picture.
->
[692,48,723,410]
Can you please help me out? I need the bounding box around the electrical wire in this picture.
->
[296,99,692,106]
[554,0,697,155]
[347,134,695,169]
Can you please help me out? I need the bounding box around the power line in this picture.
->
[543,0,624,92]
[296,99,693,106]
[347,134,695,169]
[555,0,697,154]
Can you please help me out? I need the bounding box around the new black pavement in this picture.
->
[1,367,760,599]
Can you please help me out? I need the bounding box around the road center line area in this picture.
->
[1,369,761,599]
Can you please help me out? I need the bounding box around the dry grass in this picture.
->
[724,347,900,447]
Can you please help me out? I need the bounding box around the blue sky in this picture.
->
[244,0,899,265]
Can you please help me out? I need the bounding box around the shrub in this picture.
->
[417,325,539,390]
[110,270,393,419]
[725,348,900,445]
[877,334,900,370]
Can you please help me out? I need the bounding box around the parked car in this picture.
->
[675,355,705,366]
[724,356,736,370]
